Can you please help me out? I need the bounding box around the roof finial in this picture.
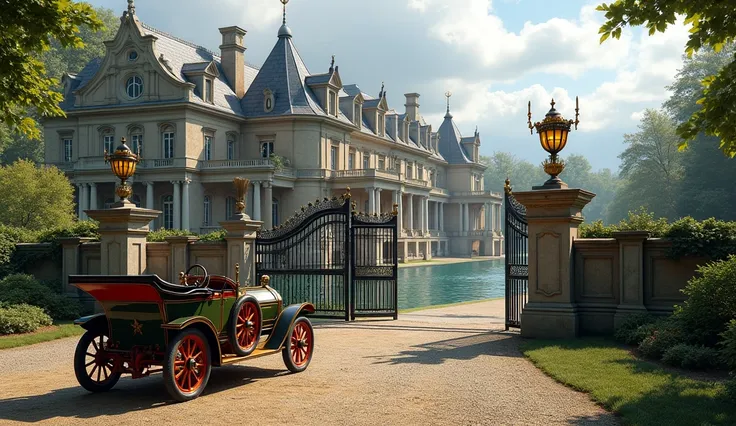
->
[280,0,289,25]
[379,81,385,98]
[445,91,452,114]
[329,55,335,73]
[127,0,135,14]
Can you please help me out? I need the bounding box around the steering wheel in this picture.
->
[183,264,209,287]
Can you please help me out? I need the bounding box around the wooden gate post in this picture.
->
[512,188,595,338]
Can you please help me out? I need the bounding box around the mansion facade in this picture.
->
[43,2,504,260]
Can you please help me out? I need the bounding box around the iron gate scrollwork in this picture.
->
[504,179,528,330]
[255,190,398,321]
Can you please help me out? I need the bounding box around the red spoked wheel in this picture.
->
[164,329,211,402]
[74,329,121,392]
[228,298,261,356]
[282,317,314,373]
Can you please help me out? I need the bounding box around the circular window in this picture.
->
[126,76,143,99]
[128,50,138,61]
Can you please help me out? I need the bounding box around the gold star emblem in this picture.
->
[131,319,143,335]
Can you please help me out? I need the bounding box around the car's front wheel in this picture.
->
[281,317,314,373]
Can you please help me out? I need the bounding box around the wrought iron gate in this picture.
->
[254,190,398,321]
[504,179,528,330]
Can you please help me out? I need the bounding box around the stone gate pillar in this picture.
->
[85,206,161,275]
[220,214,262,286]
[512,188,595,338]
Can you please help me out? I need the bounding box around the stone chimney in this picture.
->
[404,93,420,122]
[219,26,247,98]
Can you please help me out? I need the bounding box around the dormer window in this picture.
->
[377,113,385,137]
[205,78,213,103]
[328,90,337,117]
[264,88,274,112]
[353,102,361,126]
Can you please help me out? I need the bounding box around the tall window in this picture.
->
[203,196,211,226]
[227,136,236,160]
[260,141,274,158]
[418,165,424,180]
[330,145,338,170]
[378,114,384,136]
[329,91,337,116]
[407,162,413,179]
[130,131,142,156]
[272,198,279,227]
[162,195,174,229]
[204,135,212,161]
[378,155,385,170]
[103,134,114,155]
[63,139,73,162]
[225,196,236,219]
[348,150,355,170]
[163,131,174,159]
[363,152,369,169]
[354,103,361,126]
[205,79,213,103]
[126,75,143,99]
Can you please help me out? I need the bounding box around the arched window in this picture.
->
[161,125,175,159]
[203,196,211,226]
[126,75,143,99]
[162,195,174,229]
[129,126,143,156]
[272,198,279,227]
[225,196,236,220]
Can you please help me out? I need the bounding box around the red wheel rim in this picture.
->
[173,335,208,393]
[84,334,115,384]
[289,321,312,367]
[236,301,260,350]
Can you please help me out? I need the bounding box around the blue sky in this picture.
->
[88,0,691,171]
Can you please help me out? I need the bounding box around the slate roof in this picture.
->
[437,111,472,164]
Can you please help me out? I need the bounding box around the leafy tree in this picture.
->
[562,154,619,223]
[607,109,682,222]
[0,0,101,139]
[597,1,736,157]
[481,152,546,194]
[0,160,75,230]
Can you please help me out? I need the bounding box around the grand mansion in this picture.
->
[43,1,504,260]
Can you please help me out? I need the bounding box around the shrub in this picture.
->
[0,274,81,320]
[638,317,686,359]
[0,225,39,276]
[614,312,657,344]
[625,322,658,346]
[667,217,736,260]
[719,319,736,371]
[147,228,196,242]
[199,229,226,241]
[725,375,736,402]
[36,220,100,243]
[0,303,52,335]
[674,255,736,346]
[661,344,721,370]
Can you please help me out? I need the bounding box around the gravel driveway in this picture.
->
[0,300,617,425]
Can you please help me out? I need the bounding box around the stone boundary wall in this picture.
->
[573,233,707,335]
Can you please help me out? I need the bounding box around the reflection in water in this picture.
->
[398,260,505,310]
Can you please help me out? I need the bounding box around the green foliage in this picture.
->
[199,229,227,241]
[269,154,289,171]
[146,228,196,242]
[0,225,38,276]
[614,313,658,345]
[0,160,75,229]
[0,274,81,320]
[719,320,736,372]
[726,375,736,402]
[675,256,736,346]
[0,303,53,335]
[667,217,736,260]
[37,220,99,243]
[638,317,686,359]
[598,1,736,157]
[580,207,671,238]
[661,344,721,370]
[0,0,101,138]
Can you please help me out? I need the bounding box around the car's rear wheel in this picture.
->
[74,329,121,392]
[282,317,314,373]
[164,329,211,402]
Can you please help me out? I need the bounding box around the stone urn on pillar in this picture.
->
[514,99,596,338]
[86,138,161,275]
[220,177,263,286]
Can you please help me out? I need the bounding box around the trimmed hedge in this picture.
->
[661,344,720,370]
[0,274,82,320]
[0,303,53,335]
[638,317,687,359]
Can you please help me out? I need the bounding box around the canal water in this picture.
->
[397,259,505,310]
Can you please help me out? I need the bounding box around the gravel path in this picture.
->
[0,300,617,425]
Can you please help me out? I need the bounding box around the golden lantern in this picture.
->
[104,137,141,204]
[527,97,579,187]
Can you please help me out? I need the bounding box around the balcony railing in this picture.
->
[405,177,428,187]
[431,187,449,195]
[451,190,503,198]
[199,159,273,169]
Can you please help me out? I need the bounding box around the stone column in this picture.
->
[395,190,403,234]
[181,178,190,232]
[513,188,595,338]
[490,203,496,233]
[220,214,262,286]
[439,202,444,231]
[407,194,414,231]
[172,181,181,230]
[77,184,84,218]
[252,181,261,221]
[434,201,439,230]
[424,197,429,233]
[85,206,162,275]
[375,188,382,215]
[263,181,273,229]
[464,203,470,232]
[89,183,97,211]
[613,231,650,328]
[146,182,154,210]
[78,184,88,220]
[497,204,502,231]
[368,187,375,215]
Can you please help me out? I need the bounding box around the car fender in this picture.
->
[262,302,315,351]
[73,313,108,334]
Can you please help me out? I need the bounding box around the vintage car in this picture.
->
[70,265,315,402]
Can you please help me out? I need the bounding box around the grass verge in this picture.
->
[399,297,502,313]
[521,338,735,426]
[0,323,83,350]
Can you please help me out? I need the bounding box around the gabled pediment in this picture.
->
[182,61,219,78]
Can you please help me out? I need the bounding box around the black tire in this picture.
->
[228,297,262,357]
[74,329,121,393]
[281,317,314,373]
[163,328,212,402]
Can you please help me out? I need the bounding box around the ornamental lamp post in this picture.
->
[104,137,141,206]
[527,97,580,189]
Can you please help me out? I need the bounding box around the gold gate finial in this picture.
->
[504,178,512,194]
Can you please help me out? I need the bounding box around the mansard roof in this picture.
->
[438,111,473,164]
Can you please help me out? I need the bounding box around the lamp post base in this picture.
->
[533,176,568,190]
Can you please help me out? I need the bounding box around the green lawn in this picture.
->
[0,322,83,350]
[521,338,735,426]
